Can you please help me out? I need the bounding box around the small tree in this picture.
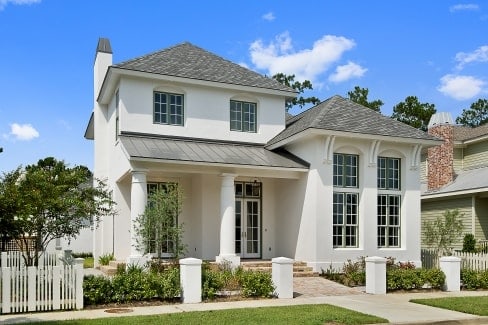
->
[423,209,464,257]
[272,73,320,111]
[134,184,186,263]
[0,157,116,266]
[347,86,384,112]
[455,98,488,127]
[462,233,477,253]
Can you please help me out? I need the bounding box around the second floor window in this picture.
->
[333,153,359,188]
[154,92,184,126]
[378,157,400,190]
[230,100,256,132]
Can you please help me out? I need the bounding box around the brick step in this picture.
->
[240,261,319,277]
[99,260,126,276]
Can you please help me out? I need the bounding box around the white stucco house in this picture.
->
[85,38,439,271]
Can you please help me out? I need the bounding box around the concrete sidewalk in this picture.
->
[2,290,488,324]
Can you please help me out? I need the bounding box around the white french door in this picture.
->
[235,199,261,258]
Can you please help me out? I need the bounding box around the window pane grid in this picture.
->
[333,153,358,188]
[154,92,183,126]
[230,100,256,132]
[377,157,400,190]
[333,192,358,248]
[377,194,401,248]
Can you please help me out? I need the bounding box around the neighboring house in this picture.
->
[421,113,488,249]
[85,38,439,270]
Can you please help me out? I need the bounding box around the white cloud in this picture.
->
[9,123,39,141]
[455,45,488,69]
[437,74,485,100]
[328,61,367,83]
[262,12,275,21]
[449,3,479,12]
[249,32,356,83]
[0,0,40,10]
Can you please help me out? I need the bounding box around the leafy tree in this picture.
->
[134,184,186,263]
[423,209,464,257]
[272,73,320,111]
[392,96,436,131]
[347,86,384,112]
[455,99,488,127]
[0,157,116,266]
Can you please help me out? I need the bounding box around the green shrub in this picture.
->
[422,268,445,289]
[461,269,479,290]
[83,275,113,305]
[462,233,477,253]
[71,252,93,258]
[98,253,115,266]
[239,270,275,298]
[83,265,181,305]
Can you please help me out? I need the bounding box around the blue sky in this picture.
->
[1,0,487,173]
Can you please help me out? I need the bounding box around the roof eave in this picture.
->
[99,67,297,104]
[84,112,94,140]
[422,186,488,200]
[266,128,442,150]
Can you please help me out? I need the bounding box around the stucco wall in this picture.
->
[118,77,285,144]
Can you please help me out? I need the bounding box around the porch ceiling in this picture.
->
[119,132,309,171]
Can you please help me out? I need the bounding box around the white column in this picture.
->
[216,173,240,268]
[127,170,149,266]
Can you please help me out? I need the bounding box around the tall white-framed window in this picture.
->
[115,89,119,141]
[230,100,256,132]
[333,153,359,248]
[377,156,401,248]
[154,92,184,126]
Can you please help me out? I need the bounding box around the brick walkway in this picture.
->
[293,277,365,298]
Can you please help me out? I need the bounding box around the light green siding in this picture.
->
[420,153,427,183]
[464,141,488,169]
[475,197,488,240]
[421,197,472,249]
[453,148,463,173]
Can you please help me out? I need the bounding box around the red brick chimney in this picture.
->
[427,113,454,191]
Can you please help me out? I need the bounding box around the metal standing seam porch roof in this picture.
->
[119,133,309,170]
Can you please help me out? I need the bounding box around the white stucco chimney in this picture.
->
[94,38,112,104]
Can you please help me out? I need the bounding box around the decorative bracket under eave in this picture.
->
[369,140,381,167]
[323,135,335,164]
[410,144,422,170]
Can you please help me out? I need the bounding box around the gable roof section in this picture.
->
[267,95,439,148]
[113,42,295,93]
[119,133,309,170]
[454,124,488,142]
[422,166,488,198]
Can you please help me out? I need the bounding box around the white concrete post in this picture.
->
[440,256,461,292]
[180,258,202,303]
[28,266,36,311]
[2,267,11,313]
[127,170,148,266]
[216,173,240,269]
[365,256,387,294]
[272,257,294,298]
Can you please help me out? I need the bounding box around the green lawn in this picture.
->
[32,304,387,325]
[411,296,488,316]
[83,257,94,269]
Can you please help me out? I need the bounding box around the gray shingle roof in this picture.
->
[267,95,439,147]
[120,133,309,169]
[113,42,295,93]
[422,166,488,196]
[454,124,488,141]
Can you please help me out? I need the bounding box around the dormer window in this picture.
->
[230,100,256,132]
[154,92,184,126]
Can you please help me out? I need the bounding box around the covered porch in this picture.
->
[96,133,309,267]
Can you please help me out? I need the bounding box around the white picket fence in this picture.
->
[0,251,61,268]
[0,251,84,314]
[421,248,488,270]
